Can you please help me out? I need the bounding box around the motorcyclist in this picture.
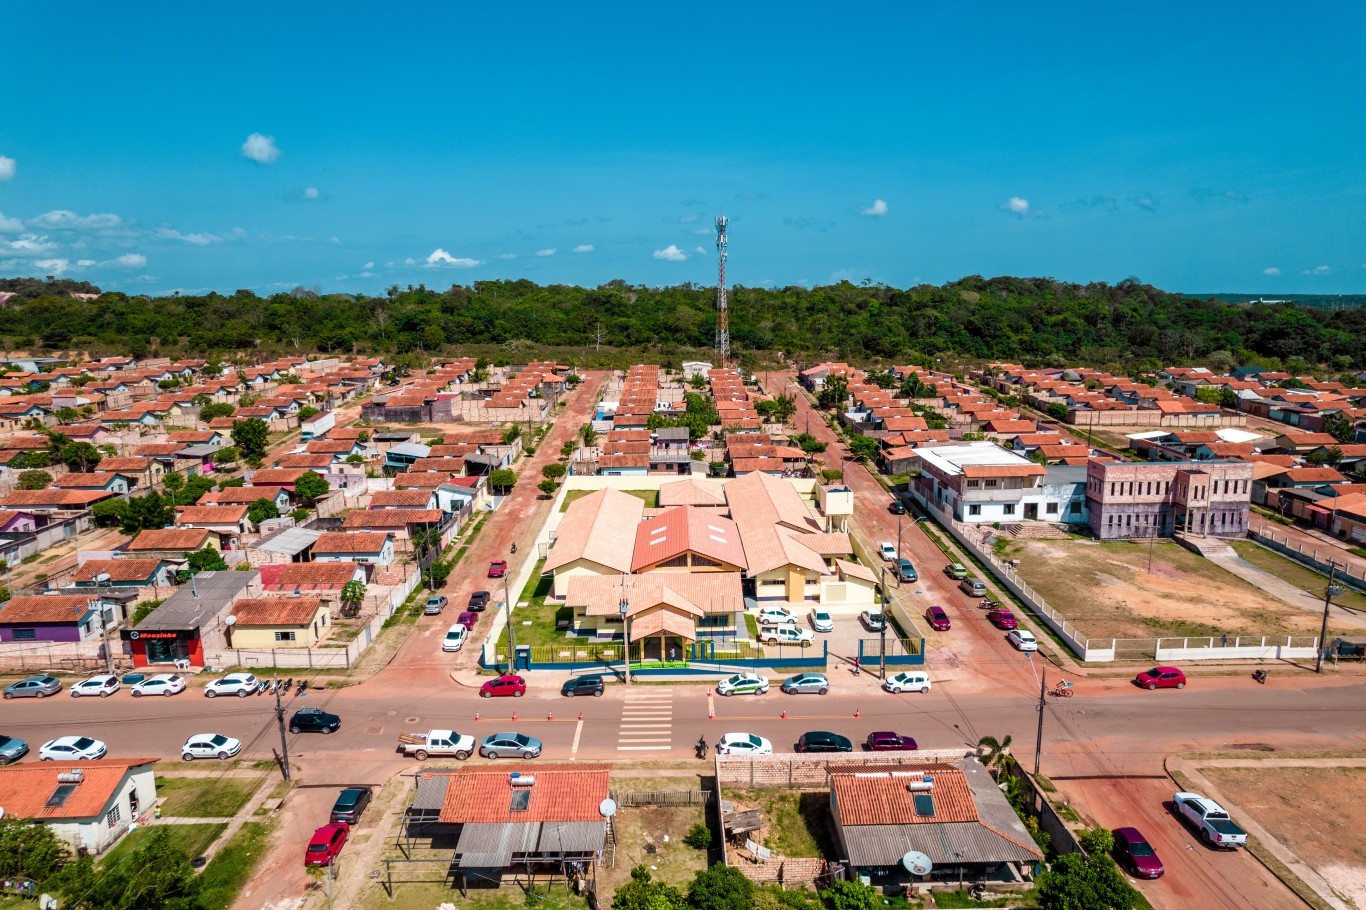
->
[696,735,708,757]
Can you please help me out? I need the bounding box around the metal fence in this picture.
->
[1247,520,1366,594]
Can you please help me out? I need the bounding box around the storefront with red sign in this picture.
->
[116,570,256,668]
[119,627,202,668]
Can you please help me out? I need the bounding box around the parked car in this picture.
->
[960,577,987,597]
[423,595,448,615]
[716,673,769,696]
[1006,629,1038,651]
[442,624,468,652]
[329,786,374,825]
[757,606,796,625]
[204,673,261,698]
[888,499,906,515]
[130,674,186,698]
[758,624,814,646]
[70,675,120,698]
[878,542,898,561]
[896,558,918,583]
[1112,827,1164,878]
[860,609,887,631]
[944,562,968,580]
[986,608,1018,630]
[39,736,106,761]
[809,608,834,632]
[923,606,951,631]
[1134,666,1187,690]
[289,707,342,734]
[480,675,526,698]
[716,732,772,755]
[181,733,242,761]
[865,731,918,751]
[883,671,932,694]
[488,560,507,578]
[0,734,30,765]
[305,823,349,867]
[796,731,852,753]
[4,675,61,699]
[561,675,605,697]
[781,673,829,695]
[456,611,478,631]
[479,732,542,759]
[1173,791,1247,848]
[468,591,491,611]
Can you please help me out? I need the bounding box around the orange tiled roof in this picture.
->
[0,595,93,624]
[0,759,159,819]
[438,763,611,824]
[73,558,165,583]
[230,597,324,626]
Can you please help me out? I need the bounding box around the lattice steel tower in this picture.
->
[714,214,729,360]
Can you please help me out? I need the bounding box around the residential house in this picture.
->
[225,597,331,648]
[199,486,292,514]
[1,488,117,514]
[122,527,218,558]
[119,570,256,667]
[53,472,133,495]
[911,442,1047,523]
[564,572,746,650]
[341,508,443,539]
[312,532,395,566]
[258,561,365,597]
[73,558,178,589]
[174,504,252,545]
[1329,493,1366,543]
[0,594,109,643]
[95,456,165,489]
[0,759,159,855]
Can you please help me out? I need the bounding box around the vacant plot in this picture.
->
[1204,765,1366,909]
[560,488,659,511]
[157,774,262,818]
[103,821,227,865]
[604,805,712,892]
[1011,538,1347,641]
[1230,541,1366,612]
[723,789,833,858]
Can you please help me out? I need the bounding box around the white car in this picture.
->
[715,673,770,696]
[883,671,933,694]
[39,736,107,761]
[716,732,773,755]
[1007,629,1038,651]
[442,623,468,652]
[878,542,897,561]
[70,675,120,698]
[131,674,187,698]
[756,607,796,625]
[758,625,815,646]
[181,733,242,761]
[204,673,262,698]
[809,609,834,633]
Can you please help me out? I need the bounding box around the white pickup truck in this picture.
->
[1173,791,1247,848]
[396,729,476,761]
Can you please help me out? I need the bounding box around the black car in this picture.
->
[888,499,906,515]
[561,675,605,697]
[795,731,853,753]
[468,591,491,612]
[289,707,341,735]
[329,786,374,824]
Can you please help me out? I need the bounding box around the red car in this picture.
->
[986,608,1017,630]
[488,560,507,578]
[456,611,478,631]
[1113,826,1164,878]
[1134,666,1186,690]
[865,731,918,751]
[923,606,951,631]
[305,822,349,867]
[480,675,526,698]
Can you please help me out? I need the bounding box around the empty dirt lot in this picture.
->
[1006,537,1352,642]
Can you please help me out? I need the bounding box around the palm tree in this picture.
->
[976,734,1014,776]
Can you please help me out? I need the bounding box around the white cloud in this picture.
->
[1302,265,1332,276]
[0,212,22,233]
[535,248,557,257]
[0,156,14,181]
[859,198,889,216]
[75,259,95,267]
[573,244,594,253]
[1262,267,1281,276]
[653,244,688,262]
[692,227,711,236]
[363,261,375,270]
[425,248,482,268]
[1001,196,1031,216]
[695,246,706,254]
[6,234,55,254]
[113,253,147,268]
[153,227,219,245]
[34,258,70,274]
[303,187,320,200]
[242,132,280,164]
[495,253,517,260]
[29,210,124,230]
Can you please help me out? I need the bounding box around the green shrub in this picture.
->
[684,822,712,849]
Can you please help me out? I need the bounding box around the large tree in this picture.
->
[612,865,683,910]
[293,470,330,505]
[230,418,269,461]
[686,864,753,910]
[0,817,68,885]
[54,826,203,910]
[1035,852,1135,910]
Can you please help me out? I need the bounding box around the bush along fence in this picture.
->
[480,638,830,673]
[912,491,1321,664]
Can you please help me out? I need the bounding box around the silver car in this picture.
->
[479,732,542,760]
[780,673,830,695]
[4,675,62,699]
[0,733,29,765]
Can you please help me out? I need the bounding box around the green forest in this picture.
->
[1,275,1363,370]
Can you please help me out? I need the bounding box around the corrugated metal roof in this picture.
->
[412,774,450,812]
[841,821,1041,866]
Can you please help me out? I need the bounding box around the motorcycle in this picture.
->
[1252,669,1268,685]
[979,598,1000,610]
[695,738,708,760]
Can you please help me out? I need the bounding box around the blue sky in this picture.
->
[2,2,1363,296]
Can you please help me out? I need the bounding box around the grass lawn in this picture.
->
[196,821,272,908]
[561,488,658,511]
[493,561,570,650]
[724,790,832,858]
[1230,541,1366,612]
[603,805,711,894]
[103,822,227,865]
[157,775,261,818]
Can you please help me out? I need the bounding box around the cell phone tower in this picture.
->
[715,214,729,361]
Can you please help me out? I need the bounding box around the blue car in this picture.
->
[0,733,29,765]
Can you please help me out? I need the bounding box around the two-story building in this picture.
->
[1085,459,1253,539]
[912,442,1047,523]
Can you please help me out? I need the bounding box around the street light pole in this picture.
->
[93,572,113,675]
[1033,667,1047,775]
[503,572,517,672]
[1316,560,1343,674]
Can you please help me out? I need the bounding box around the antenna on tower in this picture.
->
[715,215,729,361]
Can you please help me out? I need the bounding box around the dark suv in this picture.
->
[329,786,373,824]
[561,675,605,697]
[468,591,491,612]
[289,707,342,734]
[795,731,853,753]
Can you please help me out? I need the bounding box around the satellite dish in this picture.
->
[225,615,237,626]
[599,798,617,818]
[901,851,933,876]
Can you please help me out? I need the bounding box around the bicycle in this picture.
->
[1049,680,1076,698]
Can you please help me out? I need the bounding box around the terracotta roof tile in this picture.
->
[831,767,979,826]
[544,489,644,574]
[176,504,249,523]
[0,595,93,624]
[259,562,359,589]
[342,508,442,528]
[370,489,436,508]
[230,597,325,626]
[73,558,166,583]
[631,507,747,572]
[312,532,391,555]
[0,759,159,819]
[125,528,212,551]
[438,764,611,824]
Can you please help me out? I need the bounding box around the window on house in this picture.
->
[1046,503,1058,514]
[13,629,36,641]
[274,631,297,642]
[1003,504,1016,515]
[984,479,999,488]
[968,504,981,516]
[965,479,981,488]
[106,804,121,827]
[1070,501,1081,514]
[697,615,731,629]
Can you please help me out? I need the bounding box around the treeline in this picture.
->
[1,275,1363,369]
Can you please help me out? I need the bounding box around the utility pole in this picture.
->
[274,686,292,781]
[1033,667,1047,775]
[879,566,888,682]
[1316,560,1343,674]
[503,571,518,673]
